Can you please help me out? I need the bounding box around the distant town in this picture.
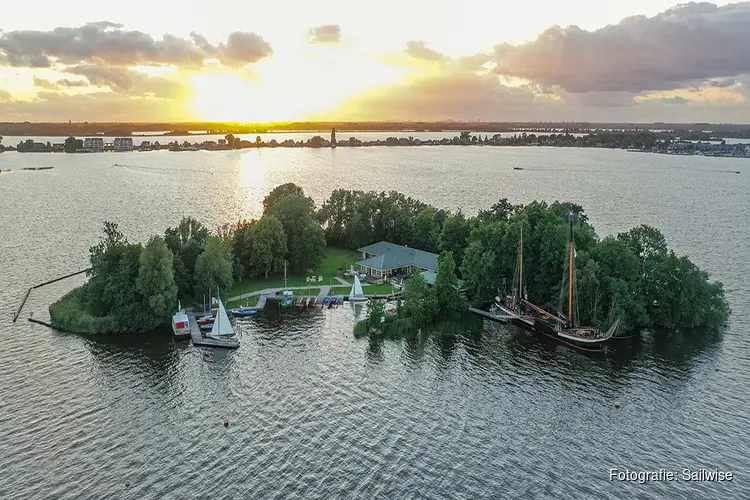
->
[2,128,749,159]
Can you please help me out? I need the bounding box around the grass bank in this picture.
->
[49,285,116,334]
[331,284,399,295]
[228,247,359,297]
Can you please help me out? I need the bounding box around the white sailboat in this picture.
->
[348,274,367,302]
[207,295,237,341]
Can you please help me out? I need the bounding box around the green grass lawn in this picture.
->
[225,295,259,309]
[330,284,400,295]
[228,247,359,298]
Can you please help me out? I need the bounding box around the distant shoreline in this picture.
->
[3,121,750,139]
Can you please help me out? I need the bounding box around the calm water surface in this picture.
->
[1,147,748,499]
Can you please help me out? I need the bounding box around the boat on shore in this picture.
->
[171,301,191,341]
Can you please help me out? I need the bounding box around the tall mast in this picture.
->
[518,226,524,302]
[568,211,574,326]
[284,261,288,289]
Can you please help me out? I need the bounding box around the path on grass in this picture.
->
[227,282,372,304]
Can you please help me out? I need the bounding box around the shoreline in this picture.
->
[4,142,749,159]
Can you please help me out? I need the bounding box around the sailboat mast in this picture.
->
[284,261,288,289]
[518,226,524,302]
[568,212,574,325]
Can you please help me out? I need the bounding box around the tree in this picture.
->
[268,195,325,273]
[136,236,178,325]
[164,217,209,298]
[366,299,386,329]
[262,183,314,215]
[64,136,83,153]
[438,211,469,267]
[225,134,236,149]
[250,215,287,278]
[194,236,234,299]
[399,271,437,328]
[434,251,466,316]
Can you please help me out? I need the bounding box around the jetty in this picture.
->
[187,312,239,349]
[468,307,514,323]
[13,268,91,322]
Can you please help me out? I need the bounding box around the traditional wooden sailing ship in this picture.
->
[496,214,618,352]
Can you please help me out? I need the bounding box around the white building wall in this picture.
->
[113,137,134,152]
[83,137,104,152]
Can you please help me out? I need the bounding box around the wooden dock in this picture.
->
[468,307,513,323]
[187,312,239,349]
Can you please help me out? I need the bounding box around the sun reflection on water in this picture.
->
[238,150,270,220]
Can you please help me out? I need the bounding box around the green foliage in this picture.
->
[438,211,469,267]
[399,271,438,328]
[64,136,83,153]
[194,236,234,299]
[250,215,288,278]
[268,195,325,273]
[434,251,466,317]
[136,236,178,325]
[51,222,180,334]
[459,202,729,334]
[365,299,386,329]
[263,182,314,215]
[164,216,209,298]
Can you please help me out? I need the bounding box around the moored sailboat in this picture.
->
[205,295,239,348]
[494,226,536,330]
[531,211,619,351]
[348,274,367,302]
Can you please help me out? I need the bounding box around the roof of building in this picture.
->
[357,241,438,272]
[421,271,466,290]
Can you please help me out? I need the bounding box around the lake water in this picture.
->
[1,147,749,499]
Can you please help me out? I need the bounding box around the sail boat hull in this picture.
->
[532,318,616,352]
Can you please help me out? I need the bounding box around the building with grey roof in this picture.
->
[356,241,438,279]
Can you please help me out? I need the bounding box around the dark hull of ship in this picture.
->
[532,318,606,353]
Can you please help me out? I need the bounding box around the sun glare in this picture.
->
[189,47,413,122]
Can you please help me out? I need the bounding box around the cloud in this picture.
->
[64,65,187,98]
[307,25,341,44]
[405,41,447,61]
[221,32,273,64]
[0,89,11,102]
[708,77,736,88]
[0,91,187,121]
[33,76,88,89]
[491,2,750,93]
[0,22,273,67]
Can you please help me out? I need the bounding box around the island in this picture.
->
[8,129,750,158]
[47,183,729,340]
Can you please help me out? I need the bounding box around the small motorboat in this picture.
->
[172,301,191,341]
[231,307,257,317]
[196,314,214,326]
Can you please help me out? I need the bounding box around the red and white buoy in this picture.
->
[221,417,230,427]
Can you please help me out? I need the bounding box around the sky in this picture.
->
[1,0,750,123]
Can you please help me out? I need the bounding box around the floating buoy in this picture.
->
[478,355,486,360]
[222,418,229,427]
[715,368,720,372]
[615,401,621,408]
[125,482,130,488]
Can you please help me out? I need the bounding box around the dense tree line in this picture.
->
[321,189,730,334]
[50,184,327,334]
[50,183,729,335]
